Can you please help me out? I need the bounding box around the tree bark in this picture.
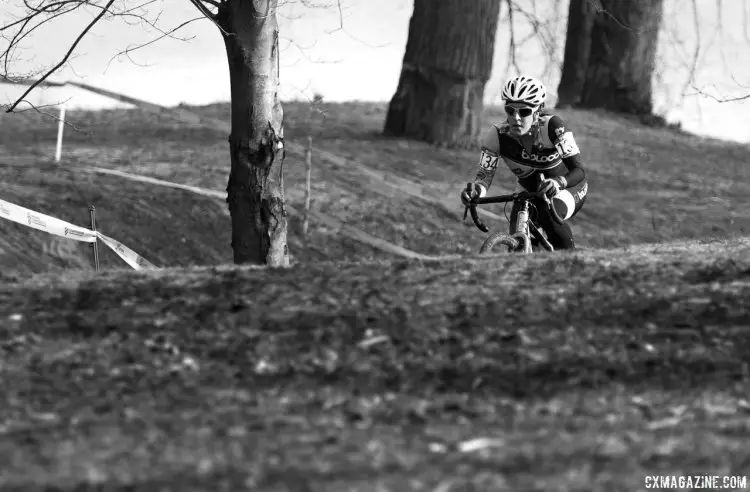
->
[217,0,288,267]
[578,0,664,115]
[383,0,501,148]
[556,0,600,107]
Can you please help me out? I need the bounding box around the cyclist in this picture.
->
[460,75,588,250]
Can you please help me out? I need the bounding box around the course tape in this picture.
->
[0,197,97,243]
[0,197,156,270]
[85,167,440,261]
[96,231,157,270]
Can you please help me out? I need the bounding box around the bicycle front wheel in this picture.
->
[479,233,520,254]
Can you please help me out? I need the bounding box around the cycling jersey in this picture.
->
[473,113,586,195]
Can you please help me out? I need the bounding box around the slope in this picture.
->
[1,100,748,276]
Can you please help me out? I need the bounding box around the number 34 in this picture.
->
[479,151,499,170]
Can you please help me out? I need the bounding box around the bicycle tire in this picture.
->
[479,233,519,254]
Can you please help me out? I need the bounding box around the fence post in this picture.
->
[55,102,66,163]
[89,206,100,271]
[303,135,313,237]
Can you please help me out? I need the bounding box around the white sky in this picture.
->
[1,0,749,142]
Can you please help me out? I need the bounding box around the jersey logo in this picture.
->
[520,148,560,163]
[554,126,565,138]
[575,181,588,201]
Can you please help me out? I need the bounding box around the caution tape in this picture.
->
[0,198,97,243]
[96,231,157,270]
[0,197,156,270]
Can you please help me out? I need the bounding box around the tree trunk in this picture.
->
[383,0,501,148]
[578,0,664,115]
[556,0,600,107]
[217,0,289,267]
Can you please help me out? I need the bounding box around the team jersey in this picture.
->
[473,113,585,194]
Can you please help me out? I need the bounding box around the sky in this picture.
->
[1,0,749,143]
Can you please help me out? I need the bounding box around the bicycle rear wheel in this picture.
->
[479,233,519,254]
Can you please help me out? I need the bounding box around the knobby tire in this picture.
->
[479,233,519,254]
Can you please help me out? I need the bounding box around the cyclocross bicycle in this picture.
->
[463,176,565,254]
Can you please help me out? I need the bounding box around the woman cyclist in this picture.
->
[460,75,589,250]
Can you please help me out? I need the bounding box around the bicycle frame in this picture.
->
[508,197,555,253]
[463,183,564,254]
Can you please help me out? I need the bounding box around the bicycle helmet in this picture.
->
[501,75,547,107]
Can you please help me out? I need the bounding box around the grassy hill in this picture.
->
[1,102,749,491]
[2,101,749,273]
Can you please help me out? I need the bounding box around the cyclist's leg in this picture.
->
[538,179,589,250]
[537,210,575,250]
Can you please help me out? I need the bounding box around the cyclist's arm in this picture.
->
[472,126,502,196]
[547,116,586,188]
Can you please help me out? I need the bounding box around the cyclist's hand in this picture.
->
[538,177,565,199]
[461,183,482,206]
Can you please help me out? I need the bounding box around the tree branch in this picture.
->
[104,17,204,72]
[678,0,702,102]
[187,0,230,36]
[5,0,117,112]
[686,85,750,103]
[280,36,342,64]
[505,0,522,76]
[1,2,81,79]
[319,0,390,48]
[511,0,562,79]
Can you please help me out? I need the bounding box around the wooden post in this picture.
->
[55,103,66,163]
[89,206,100,271]
[303,136,312,237]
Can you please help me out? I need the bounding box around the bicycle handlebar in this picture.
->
[463,183,565,233]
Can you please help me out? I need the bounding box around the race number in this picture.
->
[478,150,499,170]
[554,133,580,158]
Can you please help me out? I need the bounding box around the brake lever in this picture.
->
[470,204,488,233]
[463,182,489,233]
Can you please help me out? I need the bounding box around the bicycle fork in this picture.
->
[513,201,533,254]
[514,200,555,253]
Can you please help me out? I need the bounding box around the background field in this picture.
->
[2,101,750,272]
[1,102,749,491]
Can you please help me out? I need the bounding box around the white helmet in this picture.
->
[501,75,546,107]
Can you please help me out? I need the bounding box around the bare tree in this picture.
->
[498,0,747,122]
[677,0,750,104]
[1,0,289,267]
[383,0,502,148]
[556,0,600,107]
[216,2,287,267]
[576,0,665,115]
